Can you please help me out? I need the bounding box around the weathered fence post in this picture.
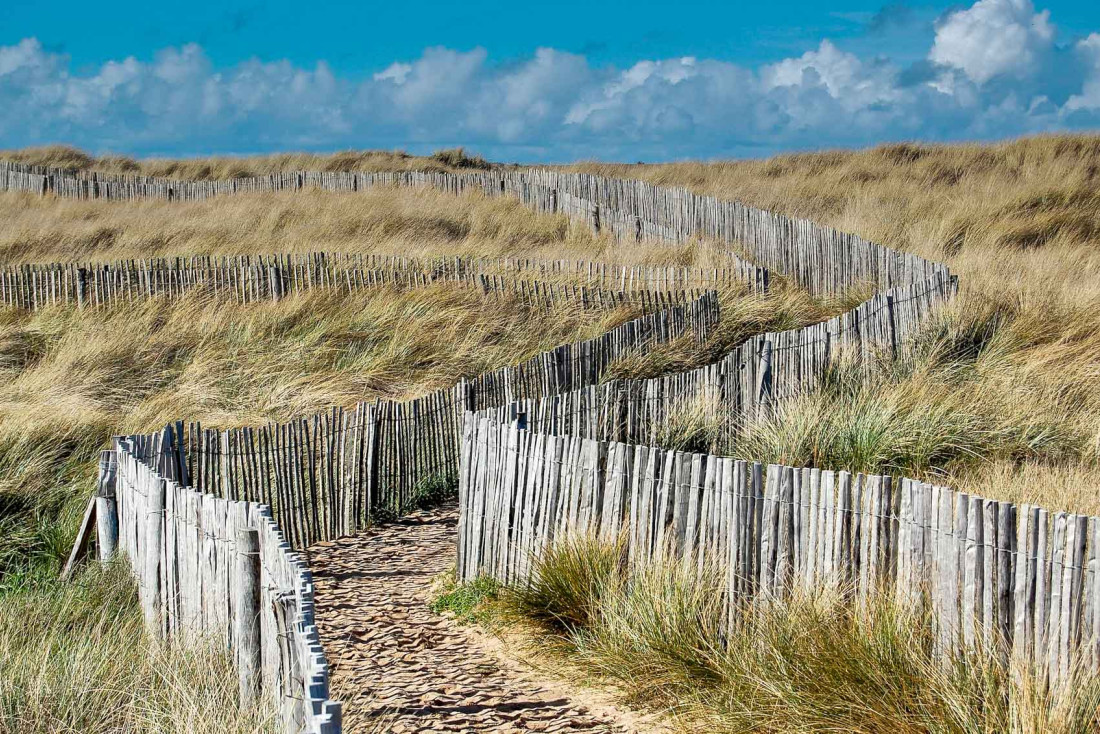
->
[96,450,119,562]
[76,267,88,309]
[144,476,166,640]
[173,420,189,488]
[756,340,773,418]
[235,527,262,706]
[157,424,179,483]
[269,265,284,302]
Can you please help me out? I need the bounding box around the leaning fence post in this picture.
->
[96,450,119,562]
[235,527,262,706]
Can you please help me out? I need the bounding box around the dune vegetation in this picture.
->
[4,134,1100,732]
[484,536,1100,734]
[0,172,813,732]
[0,144,493,179]
[567,136,1100,515]
[0,563,271,734]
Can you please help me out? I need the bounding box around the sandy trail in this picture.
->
[310,504,645,733]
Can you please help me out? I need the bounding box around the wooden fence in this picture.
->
[107,428,340,733]
[0,251,760,311]
[484,271,958,445]
[1,159,925,295]
[183,292,720,546]
[0,252,768,312]
[458,413,1100,688]
[44,156,963,726]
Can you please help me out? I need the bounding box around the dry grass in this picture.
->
[494,536,1100,734]
[571,134,1100,308]
[0,284,651,580]
[603,283,851,383]
[0,181,688,731]
[566,135,1100,516]
[6,135,1100,730]
[0,562,271,734]
[0,185,746,270]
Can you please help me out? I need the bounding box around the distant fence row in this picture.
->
[458,413,1100,688]
[104,429,340,734]
[0,252,767,311]
[0,159,938,296]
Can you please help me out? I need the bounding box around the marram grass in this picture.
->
[498,536,1100,734]
[0,562,272,734]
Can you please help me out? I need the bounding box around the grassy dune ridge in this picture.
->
[0,144,492,179]
[568,136,1100,514]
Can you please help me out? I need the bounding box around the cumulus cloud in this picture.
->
[1066,34,1100,113]
[0,0,1099,161]
[930,0,1054,84]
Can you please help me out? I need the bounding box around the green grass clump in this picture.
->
[430,576,501,624]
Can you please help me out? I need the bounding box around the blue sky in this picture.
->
[2,0,1100,161]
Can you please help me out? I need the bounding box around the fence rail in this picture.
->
[458,413,1100,688]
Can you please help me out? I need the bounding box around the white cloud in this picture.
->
[1066,34,1100,112]
[930,0,1054,84]
[373,63,411,84]
[0,0,1098,162]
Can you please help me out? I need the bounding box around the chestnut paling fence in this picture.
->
[26,157,974,731]
[457,413,1099,688]
[89,289,720,734]
[102,430,341,733]
[0,251,767,311]
[481,271,958,446]
[182,291,721,547]
[0,158,937,294]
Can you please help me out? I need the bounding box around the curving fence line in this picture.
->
[483,271,958,444]
[183,291,721,547]
[87,287,720,734]
[458,413,1098,688]
[40,155,965,731]
[1,158,934,295]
